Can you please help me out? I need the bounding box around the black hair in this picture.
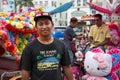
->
[94,14,102,20]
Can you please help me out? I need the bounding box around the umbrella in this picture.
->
[49,1,73,15]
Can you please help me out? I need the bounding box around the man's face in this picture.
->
[94,17,102,27]
[36,18,53,37]
[71,21,78,28]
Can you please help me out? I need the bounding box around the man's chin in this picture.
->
[41,34,50,37]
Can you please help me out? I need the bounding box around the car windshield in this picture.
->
[54,27,66,32]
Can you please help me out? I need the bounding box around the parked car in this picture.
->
[52,26,82,40]
[52,26,66,40]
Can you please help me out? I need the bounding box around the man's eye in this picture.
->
[37,22,43,26]
[97,67,100,70]
[45,22,50,25]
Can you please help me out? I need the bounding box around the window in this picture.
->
[40,1,43,6]
[45,1,48,6]
[83,0,87,6]
[52,1,54,6]
[54,2,57,7]
[77,0,81,6]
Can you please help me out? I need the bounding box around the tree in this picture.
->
[15,0,34,12]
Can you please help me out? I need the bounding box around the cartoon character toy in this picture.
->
[82,48,120,80]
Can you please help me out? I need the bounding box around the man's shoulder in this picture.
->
[54,38,64,43]
[66,26,72,29]
[27,39,37,46]
[54,38,65,46]
[90,25,97,29]
[65,26,73,32]
[102,24,109,29]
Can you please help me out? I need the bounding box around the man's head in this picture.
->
[34,12,54,37]
[34,12,52,23]
[70,17,78,28]
[94,14,103,27]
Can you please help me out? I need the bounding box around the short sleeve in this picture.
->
[69,28,76,38]
[20,44,32,71]
[88,26,93,37]
[60,45,71,66]
[106,27,111,38]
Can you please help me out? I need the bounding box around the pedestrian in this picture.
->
[20,12,74,80]
[64,17,83,64]
[88,14,110,51]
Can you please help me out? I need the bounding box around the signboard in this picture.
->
[2,0,15,12]
[2,0,8,5]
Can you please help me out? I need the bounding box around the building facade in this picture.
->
[0,0,15,12]
[33,0,91,26]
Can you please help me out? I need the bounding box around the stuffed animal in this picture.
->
[75,51,84,61]
[82,48,120,80]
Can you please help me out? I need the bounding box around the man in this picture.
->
[64,17,83,64]
[88,14,110,51]
[20,12,73,80]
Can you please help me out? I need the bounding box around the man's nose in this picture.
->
[42,24,47,28]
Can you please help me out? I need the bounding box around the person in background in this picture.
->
[64,17,83,64]
[88,14,110,51]
[20,12,74,80]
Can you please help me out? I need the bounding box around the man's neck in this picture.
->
[97,24,102,27]
[37,36,54,44]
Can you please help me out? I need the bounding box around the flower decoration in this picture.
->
[0,30,20,61]
[0,7,43,62]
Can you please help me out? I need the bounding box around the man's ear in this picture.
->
[35,23,37,28]
[52,22,54,28]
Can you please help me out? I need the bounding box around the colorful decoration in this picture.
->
[107,23,120,48]
[81,14,94,21]
[0,30,20,60]
[0,7,44,61]
[87,0,120,22]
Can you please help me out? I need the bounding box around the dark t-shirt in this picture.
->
[20,38,70,80]
[64,26,76,41]
[64,26,76,50]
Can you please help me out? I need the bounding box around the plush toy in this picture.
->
[107,23,120,48]
[75,51,84,61]
[82,48,120,80]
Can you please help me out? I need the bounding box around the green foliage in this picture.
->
[15,0,34,11]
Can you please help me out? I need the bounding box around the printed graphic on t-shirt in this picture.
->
[37,50,61,71]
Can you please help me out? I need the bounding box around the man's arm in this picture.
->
[21,69,30,80]
[63,65,73,80]
[75,33,83,40]
[94,38,110,47]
